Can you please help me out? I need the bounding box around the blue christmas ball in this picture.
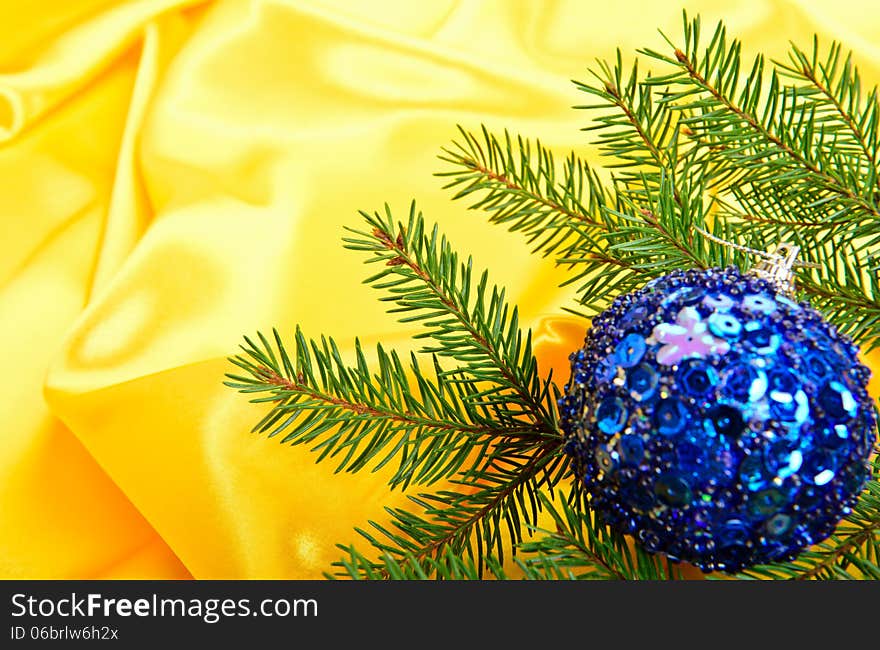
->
[559,267,877,572]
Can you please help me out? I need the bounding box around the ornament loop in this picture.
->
[693,227,820,295]
[750,242,800,295]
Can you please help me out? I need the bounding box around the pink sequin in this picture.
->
[703,293,735,312]
[652,307,731,365]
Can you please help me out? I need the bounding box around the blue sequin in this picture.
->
[775,294,800,312]
[618,435,645,465]
[665,285,705,306]
[743,321,781,354]
[818,381,858,420]
[708,312,742,338]
[768,367,798,394]
[742,294,777,314]
[802,451,838,486]
[769,389,810,424]
[654,398,688,436]
[717,520,751,548]
[764,441,803,479]
[654,472,693,507]
[677,359,718,397]
[615,333,647,368]
[627,363,658,402]
[619,304,650,330]
[748,488,787,517]
[802,352,833,383]
[594,355,617,384]
[596,396,628,434]
[675,441,703,473]
[739,454,770,491]
[705,404,745,439]
[679,286,706,304]
[721,362,767,402]
[765,513,792,537]
[816,421,850,450]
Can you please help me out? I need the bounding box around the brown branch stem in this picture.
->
[371,224,557,430]
[256,367,545,438]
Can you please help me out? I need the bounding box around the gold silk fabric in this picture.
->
[1,0,878,579]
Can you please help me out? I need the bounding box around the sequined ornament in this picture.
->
[559,267,877,572]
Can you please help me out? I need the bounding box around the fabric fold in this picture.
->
[0,0,208,143]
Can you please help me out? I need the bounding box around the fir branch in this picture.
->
[440,18,880,345]
[229,206,570,576]
[225,329,552,490]
[436,125,606,258]
[777,37,880,187]
[641,15,880,234]
[438,127,717,315]
[330,545,509,580]
[331,438,567,579]
[794,254,880,349]
[343,203,560,431]
[574,50,688,185]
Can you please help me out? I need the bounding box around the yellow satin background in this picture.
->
[2,0,879,579]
